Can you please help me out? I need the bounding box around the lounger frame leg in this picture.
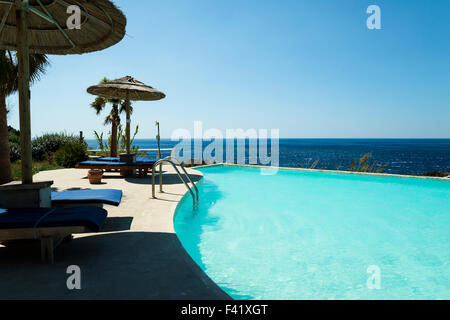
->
[40,237,54,264]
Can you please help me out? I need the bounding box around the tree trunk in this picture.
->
[16,8,33,184]
[0,91,13,184]
[110,104,119,158]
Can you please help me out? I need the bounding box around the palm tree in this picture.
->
[90,78,132,157]
[0,50,50,185]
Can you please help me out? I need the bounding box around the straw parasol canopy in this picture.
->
[0,0,126,54]
[87,76,165,101]
[0,0,126,184]
[87,76,165,154]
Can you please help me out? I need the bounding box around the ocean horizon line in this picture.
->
[85,137,450,141]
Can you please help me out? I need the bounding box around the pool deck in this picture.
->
[0,166,230,300]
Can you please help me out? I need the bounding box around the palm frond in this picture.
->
[0,51,50,96]
[93,131,104,151]
[0,50,15,93]
[91,96,106,115]
[100,77,110,85]
[104,115,113,125]
[119,100,133,114]
[29,54,50,84]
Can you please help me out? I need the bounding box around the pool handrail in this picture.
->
[151,159,198,208]
[163,156,199,202]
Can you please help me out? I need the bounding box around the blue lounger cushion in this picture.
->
[51,189,123,207]
[97,157,121,162]
[0,206,107,232]
[97,157,158,163]
[78,160,157,166]
[80,160,127,165]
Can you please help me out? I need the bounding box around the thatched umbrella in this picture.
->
[0,0,126,184]
[87,76,165,155]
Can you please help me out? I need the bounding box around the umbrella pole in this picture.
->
[126,94,131,154]
[156,121,161,159]
[156,121,162,182]
[16,6,33,184]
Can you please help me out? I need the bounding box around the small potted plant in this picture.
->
[88,169,103,184]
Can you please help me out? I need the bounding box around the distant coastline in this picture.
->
[86,138,450,176]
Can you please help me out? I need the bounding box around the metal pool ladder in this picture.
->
[151,157,199,207]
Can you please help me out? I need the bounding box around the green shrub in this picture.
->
[32,133,82,161]
[54,142,88,168]
[8,135,21,162]
[349,153,388,173]
[8,134,20,145]
[11,160,64,181]
[9,142,21,162]
[423,170,449,177]
[10,133,84,162]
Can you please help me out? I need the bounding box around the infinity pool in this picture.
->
[174,165,450,299]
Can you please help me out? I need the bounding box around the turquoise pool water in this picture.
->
[174,165,450,300]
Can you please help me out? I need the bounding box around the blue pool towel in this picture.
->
[0,206,107,232]
[51,189,123,207]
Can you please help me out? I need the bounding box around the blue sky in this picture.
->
[6,0,450,138]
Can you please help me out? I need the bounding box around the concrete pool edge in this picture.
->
[167,168,233,300]
[194,163,450,181]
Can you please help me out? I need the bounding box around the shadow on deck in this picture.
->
[0,231,230,300]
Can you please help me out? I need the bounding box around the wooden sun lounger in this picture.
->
[0,225,92,264]
[0,206,107,263]
[76,161,157,177]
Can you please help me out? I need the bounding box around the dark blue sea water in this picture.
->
[86,139,450,176]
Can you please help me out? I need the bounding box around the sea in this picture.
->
[86,139,450,176]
